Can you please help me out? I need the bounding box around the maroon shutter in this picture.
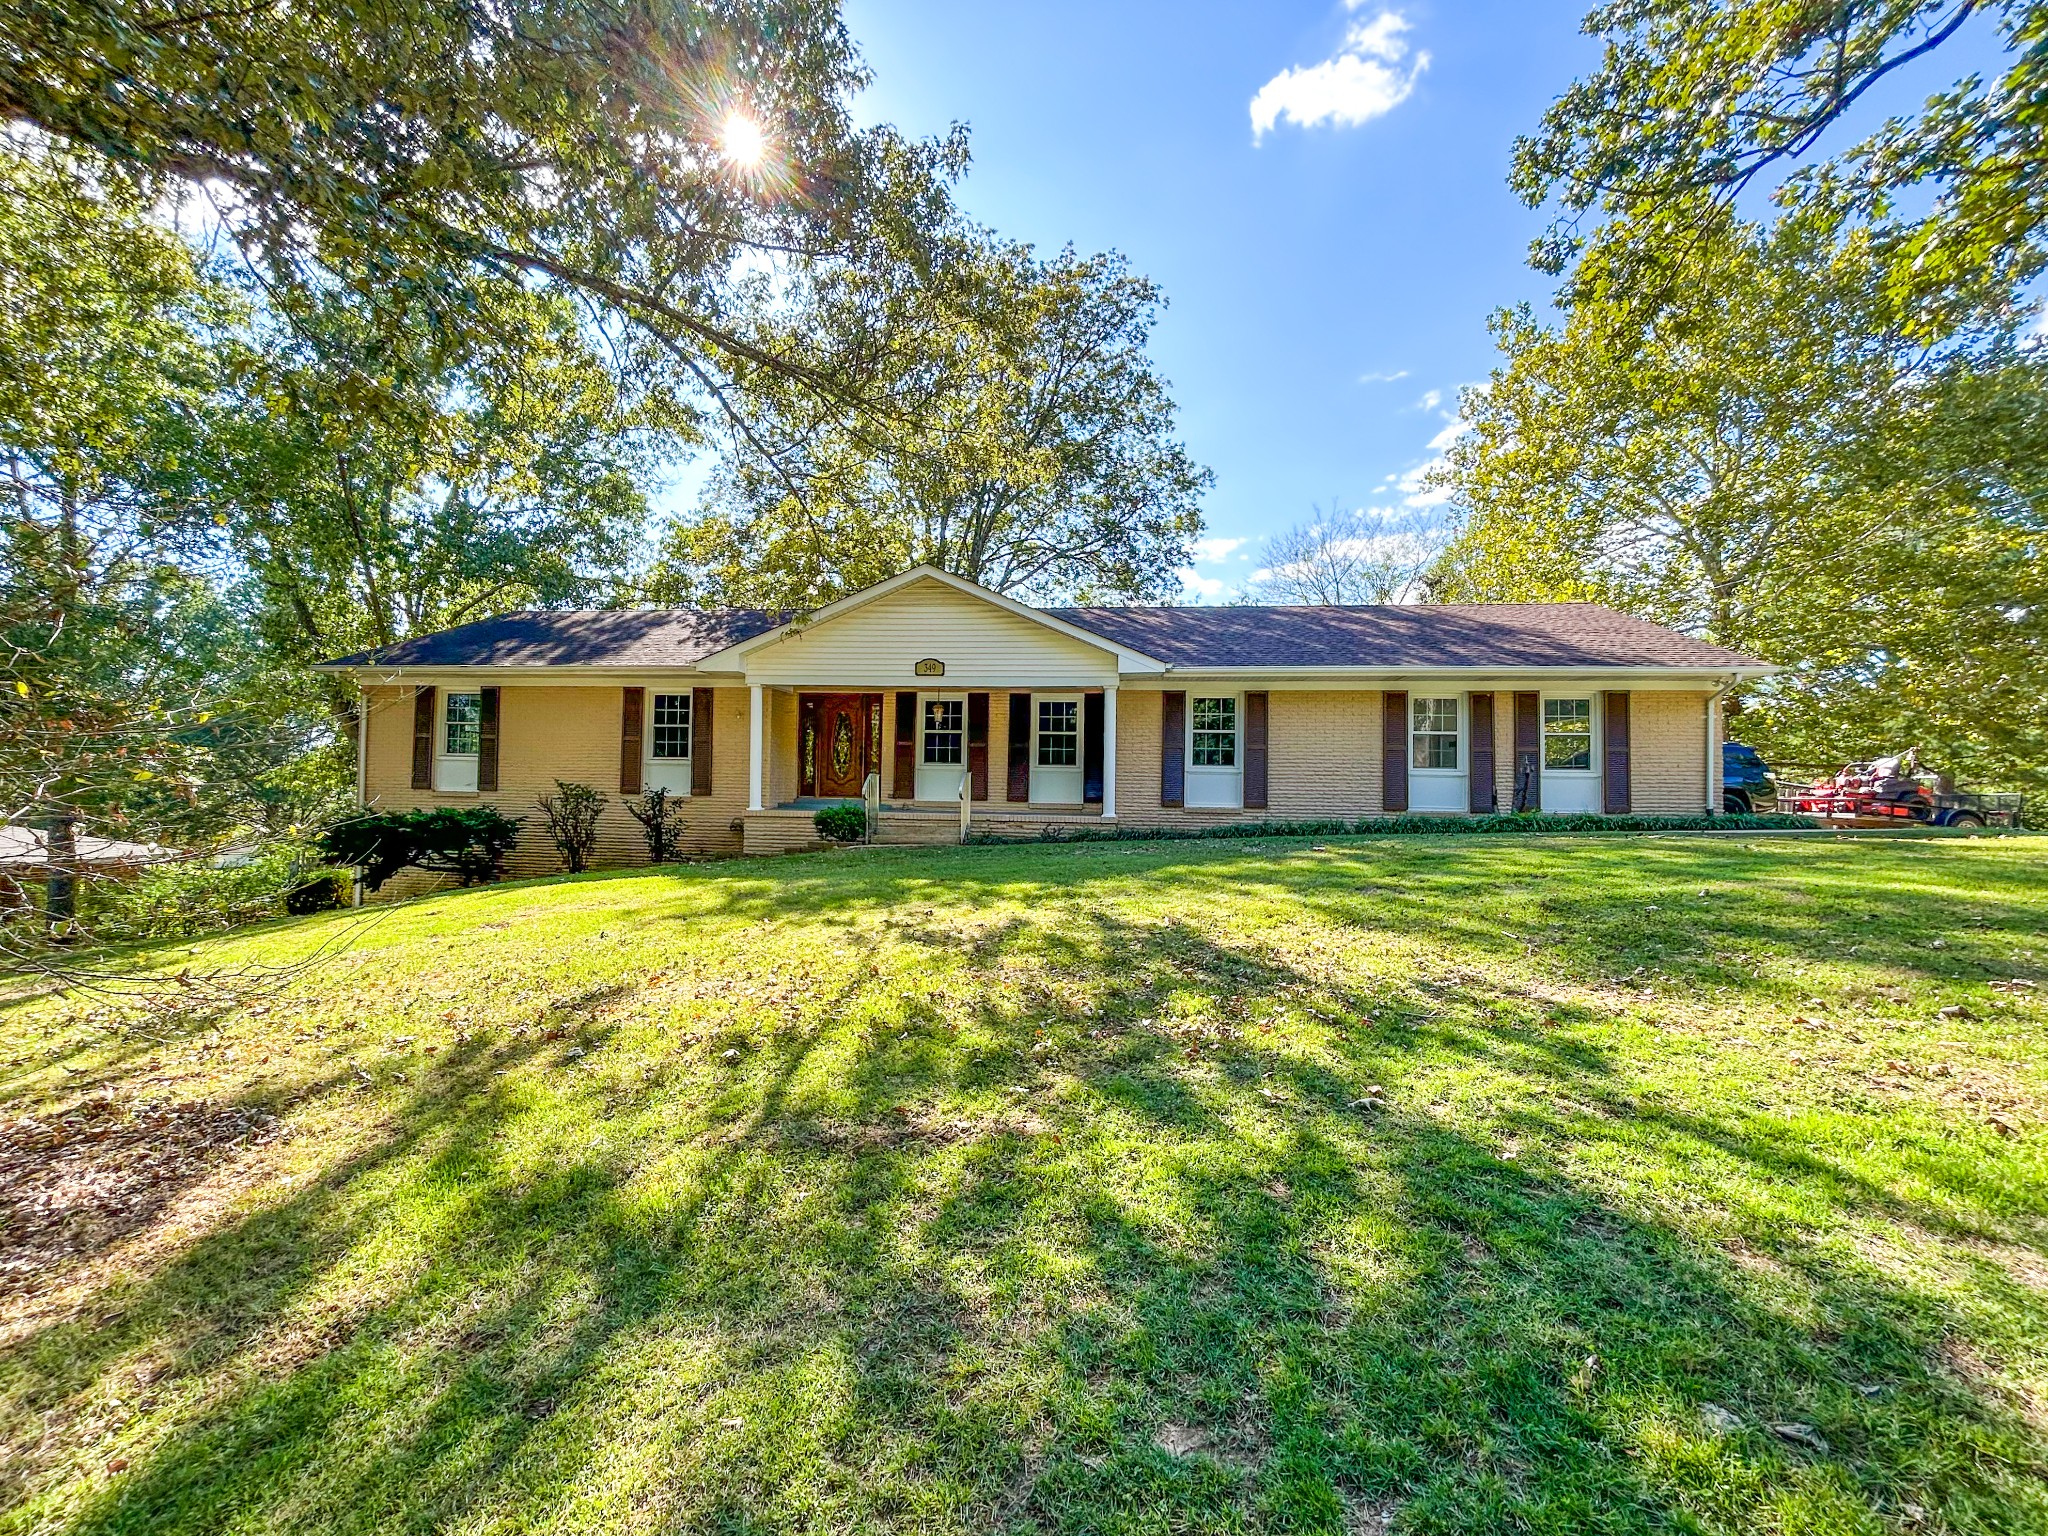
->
[967,692,990,801]
[1160,691,1186,808]
[799,694,818,796]
[1468,692,1495,813]
[1603,691,1632,813]
[1083,692,1105,805]
[477,687,500,792]
[1383,690,1409,813]
[1513,691,1541,812]
[620,687,644,794]
[1007,693,1031,801]
[1243,691,1269,810]
[894,691,916,798]
[691,687,714,796]
[411,685,435,789]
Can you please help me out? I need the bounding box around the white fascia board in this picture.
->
[317,664,744,686]
[689,564,1170,674]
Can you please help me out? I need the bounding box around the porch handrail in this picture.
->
[958,770,971,844]
[862,772,880,845]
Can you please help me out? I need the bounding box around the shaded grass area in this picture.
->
[2,835,2045,1534]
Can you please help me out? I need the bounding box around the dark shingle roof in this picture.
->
[1052,602,1763,670]
[318,608,783,669]
[319,600,1764,672]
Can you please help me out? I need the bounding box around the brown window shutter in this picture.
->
[894,691,916,798]
[620,686,644,795]
[1467,692,1495,813]
[477,687,501,793]
[691,687,714,796]
[1083,692,1105,804]
[1513,691,1541,812]
[1160,691,1186,808]
[1007,692,1031,802]
[967,692,990,801]
[1243,691,1269,810]
[1603,691,1632,813]
[411,685,436,789]
[1382,690,1409,813]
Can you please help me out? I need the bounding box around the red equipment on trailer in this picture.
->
[1787,749,2024,829]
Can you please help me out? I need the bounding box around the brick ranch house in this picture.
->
[316,565,1773,873]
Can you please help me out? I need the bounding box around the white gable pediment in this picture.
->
[729,575,1130,688]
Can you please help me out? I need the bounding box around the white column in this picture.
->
[747,684,765,811]
[1101,684,1118,818]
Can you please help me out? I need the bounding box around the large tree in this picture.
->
[1244,505,1445,605]
[1516,0,2047,309]
[1431,216,2048,791]
[650,230,1210,608]
[0,0,967,437]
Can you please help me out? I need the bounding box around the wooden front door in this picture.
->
[808,693,867,798]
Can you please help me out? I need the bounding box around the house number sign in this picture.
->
[913,658,945,677]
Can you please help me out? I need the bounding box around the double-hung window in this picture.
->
[923,699,964,765]
[650,693,692,760]
[1542,698,1594,771]
[1190,697,1238,767]
[1036,699,1079,767]
[443,692,482,757]
[1411,697,1459,770]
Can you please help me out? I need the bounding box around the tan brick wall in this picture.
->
[1628,690,1713,813]
[1268,691,1383,817]
[360,685,746,886]
[1492,691,1516,812]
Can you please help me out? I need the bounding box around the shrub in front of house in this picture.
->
[626,788,688,864]
[320,806,523,890]
[536,781,608,872]
[814,804,868,843]
[970,812,1819,845]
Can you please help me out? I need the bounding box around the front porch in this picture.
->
[738,685,1120,854]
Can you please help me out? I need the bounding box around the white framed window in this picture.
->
[1542,698,1594,771]
[1186,695,1241,808]
[1029,694,1085,805]
[645,691,693,795]
[1191,697,1238,767]
[922,698,964,765]
[1411,697,1460,771]
[435,690,481,793]
[1036,699,1079,767]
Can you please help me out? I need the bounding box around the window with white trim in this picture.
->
[650,692,692,759]
[443,692,481,757]
[1543,698,1594,770]
[1190,697,1238,767]
[1036,699,1079,767]
[923,699,964,765]
[1411,697,1459,770]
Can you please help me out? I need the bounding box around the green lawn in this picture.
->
[3,835,2046,1535]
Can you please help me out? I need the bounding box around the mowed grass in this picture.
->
[2,835,2046,1536]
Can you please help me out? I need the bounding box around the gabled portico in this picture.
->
[689,566,1168,845]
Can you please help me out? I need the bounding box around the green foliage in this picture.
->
[534,781,607,873]
[813,804,868,842]
[285,871,350,916]
[649,230,1210,609]
[972,812,1819,845]
[319,808,522,891]
[1431,216,2048,796]
[82,846,309,942]
[625,789,689,865]
[1513,0,2048,314]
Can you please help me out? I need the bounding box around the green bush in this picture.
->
[536,780,607,872]
[814,804,868,843]
[969,811,1820,846]
[319,806,522,891]
[85,845,308,941]
[626,788,688,863]
[285,870,350,915]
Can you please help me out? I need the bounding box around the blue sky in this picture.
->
[842,0,1602,601]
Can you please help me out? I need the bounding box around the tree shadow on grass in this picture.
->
[2,843,2044,1533]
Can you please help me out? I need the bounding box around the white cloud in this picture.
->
[1411,388,1442,412]
[1397,458,1453,508]
[1190,536,1248,563]
[1179,568,1227,600]
[1358,369,1410,384]
[1426,415,1472,451]
[1249,9,1429,142]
